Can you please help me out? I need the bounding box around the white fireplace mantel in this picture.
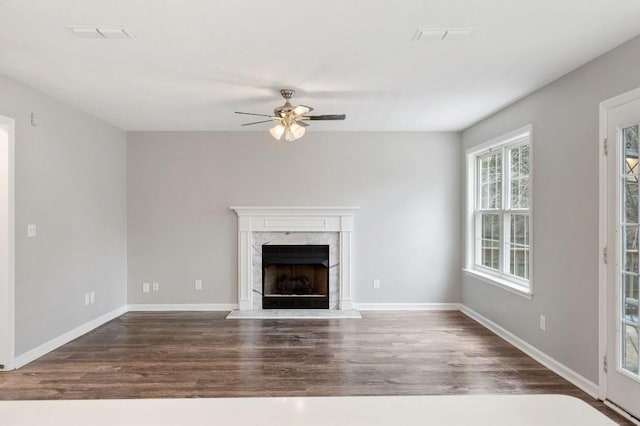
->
[230,206,360,311]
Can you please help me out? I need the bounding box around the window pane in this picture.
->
[624,225,639,274]
[509,214,529,279]
[620,125,640,377]
[624,274,639,323]
[623,225,639,275]
[479,152,502,209]
[624,125,640,225]
[625,225,639,251]
[480,213,500,270]
[623,324,639,375]
[622,275,639,375]
[623,125,640,288]
[510,145,530,209]
[626,158,638,176]
[481,181,488,210]
[624,125,639,174]
[624,176,639,225]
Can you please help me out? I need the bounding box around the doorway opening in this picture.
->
[0,115,15,371]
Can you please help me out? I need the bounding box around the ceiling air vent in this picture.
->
[68,26,135,39]
[412,28,474,41]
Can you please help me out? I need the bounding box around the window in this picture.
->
[466,125,532,295]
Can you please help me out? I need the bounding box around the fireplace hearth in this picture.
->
[262,245,329,309]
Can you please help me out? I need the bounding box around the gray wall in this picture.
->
[0,74,127,355]
[127,131,462,305]
[462,35,640,383]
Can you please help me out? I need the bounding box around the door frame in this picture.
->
[598,87,640,401]
[0,114,15,371]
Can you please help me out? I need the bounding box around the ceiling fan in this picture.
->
[235,89,346,141]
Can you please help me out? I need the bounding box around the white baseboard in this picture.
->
[127,303,238,312]
[13,306,127,369]
[354,303,462,311]
[9,300,602,402]
[12,303,237,369]
[459,305,599,398]
[603,400,640,425]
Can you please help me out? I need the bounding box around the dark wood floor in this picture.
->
[0,311,631,424]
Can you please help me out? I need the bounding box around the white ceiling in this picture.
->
[1,1,639,131]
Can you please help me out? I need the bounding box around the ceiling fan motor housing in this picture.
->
[280,89,295,100]
[274,89,296,116]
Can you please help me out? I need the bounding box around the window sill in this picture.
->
[463,268,533,299]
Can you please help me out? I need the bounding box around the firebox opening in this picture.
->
[262,245,330,309]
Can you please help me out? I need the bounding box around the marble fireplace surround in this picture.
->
[230,207,359,311]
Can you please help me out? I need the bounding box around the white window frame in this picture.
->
[464,124,534,298]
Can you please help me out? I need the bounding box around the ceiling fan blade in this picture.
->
[304,114,346,121]
[235,111,273,118]
[241,119,277,126]
[293,105,314,116]
[296,121,309,127]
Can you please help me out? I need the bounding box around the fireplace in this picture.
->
[262,245,330,309]
[231,206,358,311]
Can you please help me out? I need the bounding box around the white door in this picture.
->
[605,94,640,420]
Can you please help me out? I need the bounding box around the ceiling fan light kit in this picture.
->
[269,121,305,142]
[236,89,346,141]
[285,122,306,141]
[269,123,286,140]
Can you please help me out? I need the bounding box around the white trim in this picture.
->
[230,206,360,217]
[465,124,534,296]
[127,303,238,312]
[598,86,640,403]
[226,309,362,319]
[599,91,611,401]
[230,206,359,233]
[354,303,462,311]
[467,125,533,155]
[230,206,359,311]
[13,306,127,369]
[460,305,599,398]
[0,115,15,371]
[12,304,237,368]
[603,400,640,425]
[600,87,640,112]
[7,299,609,402]
[463,269,533,299]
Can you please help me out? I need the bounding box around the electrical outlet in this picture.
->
[27,224,37,238]
[90,291,95,304]
[152,282,159,292]
[143,282,150,293]
[195,279,202,290]
[84,293,90,306]
[373,279,380,289]
[540,315,546,331]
